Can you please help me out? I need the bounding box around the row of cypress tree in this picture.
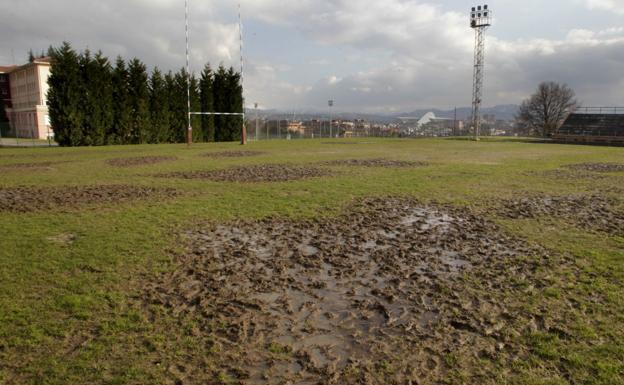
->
[48,42,243,146]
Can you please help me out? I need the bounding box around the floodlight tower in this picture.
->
[470,4,492,141]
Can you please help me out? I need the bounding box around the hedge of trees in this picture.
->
[48,42,243,146]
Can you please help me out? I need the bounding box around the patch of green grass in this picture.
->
[1,138,623,384]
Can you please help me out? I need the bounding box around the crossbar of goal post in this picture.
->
[190,112,245,116]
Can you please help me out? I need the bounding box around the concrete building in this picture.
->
[0,66,15,108]
[4,58,53,139]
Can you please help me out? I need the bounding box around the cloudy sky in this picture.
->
[1,0,624,113]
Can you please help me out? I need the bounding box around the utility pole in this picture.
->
[328,100,334,138]
[470,4,492,142]
[255,102,259,141]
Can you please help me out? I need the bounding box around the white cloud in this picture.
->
[584,0,624,14]
[1,0,624,111]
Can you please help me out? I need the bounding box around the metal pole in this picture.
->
[328,100,333,138]
[238,3,247,145]
[255,103,259,141]
[330,107,332,138]
[185,0,192,147]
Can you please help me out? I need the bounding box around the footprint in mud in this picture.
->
[145,197,547,384]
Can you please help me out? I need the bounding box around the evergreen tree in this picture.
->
[190,74,202,142]
[78,49,94,145]
[212,65,228,142]
[127,58,150,144]
[28,49,35,63]
[47,42,84,146]
[199,64,215,142]
[148,68,171,143]
[225,66,244,142]
[164,71,177,143]
[170,68,190,143]
[111,57,132,144]
[79,50,113,145]
[86,52,113,146]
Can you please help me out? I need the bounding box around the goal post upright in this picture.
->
[185,0,192,147]
[238,3,247,145]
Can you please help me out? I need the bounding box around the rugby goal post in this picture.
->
[185,0,247,146]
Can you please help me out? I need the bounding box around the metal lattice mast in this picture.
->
[470,5,492,141]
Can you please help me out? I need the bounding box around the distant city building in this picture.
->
[287,120,305,135]
[3,57,53,139]
[399,112,456,136]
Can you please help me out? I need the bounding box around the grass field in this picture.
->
[0,138,623,384]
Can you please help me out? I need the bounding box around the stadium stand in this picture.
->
[554,108,624,145]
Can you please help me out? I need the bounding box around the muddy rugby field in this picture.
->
[0,138,623,385]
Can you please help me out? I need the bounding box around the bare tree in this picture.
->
[516,82,578,137]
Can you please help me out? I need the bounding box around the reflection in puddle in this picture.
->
[158,199,528,384]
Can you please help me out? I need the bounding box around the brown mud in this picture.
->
[201,151,266,158]
[105,156,178,168]
[498,195,624,236]
[564,163,624,173]
[526,169,607,180]
[144,198,561,384]
[0,185,180,213]
[0,161,67,171]
[323,159,428,168]
[160,164,332,183]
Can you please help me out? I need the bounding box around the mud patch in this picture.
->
[201,151,265,158]
[0,161,66,171]
[0,185,180,213]
[160,164,332,183]
[564,163,624,173]
[145,198,552,384]
[105,156,177,168]
[498,195,623,236]
[324,158,428,168]
[527,169,607,180]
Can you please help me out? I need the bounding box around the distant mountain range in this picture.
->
[249,105,519,122]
